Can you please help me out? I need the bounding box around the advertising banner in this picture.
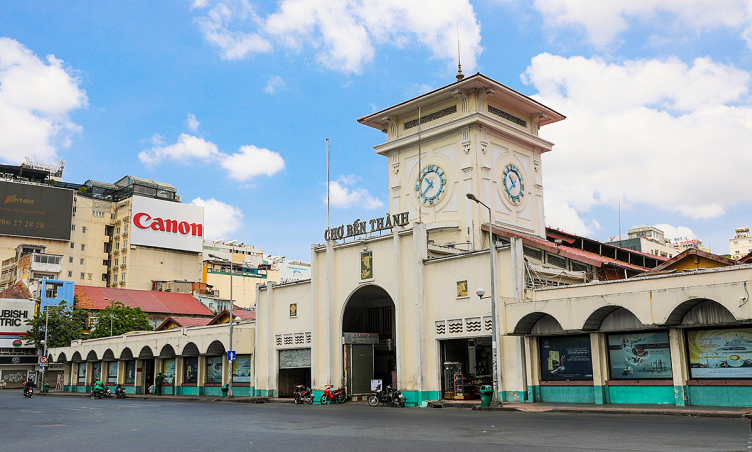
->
[608,332,672,379]
[688,328,752,378]
[107,362,118,383]
[206,356,223,384]
[163,359,175,385]
[0,181,73,240]
[232,355,251,383]
[77,364,86,383]
[0,300,36,335]
[124,361,135,384]
[539,335,593,381]
[130,196,204,253]
[184,358,198,384]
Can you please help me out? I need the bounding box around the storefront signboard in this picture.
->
[688,328,752,378]
[233,355,251,383]
[539,335,593,381]
[343,332,379,345]
[324,212,410,241]
[607,332,672,379]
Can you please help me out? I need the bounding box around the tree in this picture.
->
[88,302,153,338]
[25,301,87,349]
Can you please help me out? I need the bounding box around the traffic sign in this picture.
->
[227,351,236,361]
[39,356,48,364]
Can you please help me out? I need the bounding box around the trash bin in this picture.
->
[221,384,229,398]
[43,383,49,393]
[479,385,493,407]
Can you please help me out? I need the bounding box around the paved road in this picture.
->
[0,392,749,451]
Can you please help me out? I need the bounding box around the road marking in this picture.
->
[33,424,67,427]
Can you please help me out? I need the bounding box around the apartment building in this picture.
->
[730,227,752,259]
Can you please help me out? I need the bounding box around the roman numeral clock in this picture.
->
[415,165,446,205]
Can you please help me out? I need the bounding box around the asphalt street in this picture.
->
[0,392,749,452]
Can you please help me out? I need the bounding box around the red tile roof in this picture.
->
[0,282,32,299]
[208,308,256,325]
[75,285,213,316]
[155,316,211,331]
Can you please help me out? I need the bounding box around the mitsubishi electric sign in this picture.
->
[130,196,204,253]
[0,299,35,349]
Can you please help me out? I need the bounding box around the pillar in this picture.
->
[197,355,207,395]
[175,356,185,394]
[590,332,609,404]
[524,336,540,403]
[117,360,125,385]
[135,359,143,394]
[412,223,427,405]
[669,328,689,406]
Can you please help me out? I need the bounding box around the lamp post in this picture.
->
[466,192,501,407]
[104,297,115,336]
[209,253,236,398]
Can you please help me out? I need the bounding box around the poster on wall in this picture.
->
[93,362,102,382]
[163,359,175,385]
[206,356,223,383]
[608,332,673,379]
[125,361,135,384]
[233,355,251,383]
[184,358,198,384]
[688,328,752,378]
[107,362,118,382]
[77,364,86,382]
[539,335,593,381]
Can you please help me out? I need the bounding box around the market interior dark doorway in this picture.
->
[342,285,396,395]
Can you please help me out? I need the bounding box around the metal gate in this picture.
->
[346,344,373,395]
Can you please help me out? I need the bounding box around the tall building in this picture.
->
[730,227,752,259]
[0,165,204,293]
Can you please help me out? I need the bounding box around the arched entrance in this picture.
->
[342,285,396,395]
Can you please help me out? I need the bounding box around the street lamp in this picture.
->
[208,253,236,398]
[104,297,115,336]
[466,192,502,407]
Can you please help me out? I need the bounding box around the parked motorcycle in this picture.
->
[368,386,406,407]
[23,387,33,398]
[390,388,406,407]
[293,385,314,405]
[320,384,346,405]
[115,384,127,399]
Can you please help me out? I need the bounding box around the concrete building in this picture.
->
[730,227,752,259]
[609,225,680,258]
[0,168,204,293]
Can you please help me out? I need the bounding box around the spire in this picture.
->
[456,22,464,81]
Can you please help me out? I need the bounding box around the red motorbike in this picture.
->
[320,384,346,405]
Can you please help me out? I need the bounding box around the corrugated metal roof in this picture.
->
[75,286,213,316]
[208,309,256,325]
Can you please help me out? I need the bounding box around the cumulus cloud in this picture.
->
[532,0,752,48]
[326,175,383,209]
[654,224,698,242]
[191,197,244,239]
[139,132,285,182]
[0,38,87,163]
[192,0,482,74]
[264,75,286,94]
[524,53,752,229]
[186,113,200,132]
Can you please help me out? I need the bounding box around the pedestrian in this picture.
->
[154,372,163,396]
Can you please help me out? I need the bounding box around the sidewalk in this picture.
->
[36,391,752,418]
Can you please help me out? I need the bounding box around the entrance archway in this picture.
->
[342,284,396,395]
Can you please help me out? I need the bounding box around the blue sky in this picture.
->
[2,0,752,260]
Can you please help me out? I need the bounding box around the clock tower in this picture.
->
[358,73,565,247]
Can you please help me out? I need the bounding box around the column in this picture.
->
[524,336,540,403]
[117,360,125,385]
[412,223,427,405]
[669,328,689,406]
[175,356,184,395]
[590,332,609,404]
[63,363,72,391]
[135,359,143,394]
[197,355,207,395]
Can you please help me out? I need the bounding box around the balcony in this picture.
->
[113,234,120,240]
[112,249,120,255]
[122,230,129,237]
[29,254,63,275]
[120,263,126,269]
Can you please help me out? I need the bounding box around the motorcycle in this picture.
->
[368,386,406,407]
[390,388,406,407]
[93,386,111,399]
[23,387,33,398]
[293,385,314,405]
[115,384,127,399]
[320,384,346,405]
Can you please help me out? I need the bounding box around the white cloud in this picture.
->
[264,75,286,94]
[186,113,200,132]
[191,197,243,240]
[139,132,285,182]
[523,54,752,229]
[192,0,482,74]
[0,38,87,163]
[544,192,599,237]
[326,175,383,209]
[532,0,752,48]
[654,224,698,242]
[219,144,285,181]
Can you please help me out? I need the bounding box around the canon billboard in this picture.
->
[0,181,73,241]
[130,196,204,253]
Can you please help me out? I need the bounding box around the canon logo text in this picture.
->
[133,212,203,237]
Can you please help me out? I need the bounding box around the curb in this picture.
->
[471,405,752,419]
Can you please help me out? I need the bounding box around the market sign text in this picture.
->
[325,212,409,241]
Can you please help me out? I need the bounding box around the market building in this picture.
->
[49,72,752,408]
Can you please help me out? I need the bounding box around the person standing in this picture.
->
[154,372,164,396]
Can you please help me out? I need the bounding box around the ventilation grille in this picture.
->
[435,321,446,335]
[547,253,567,269]
[275,331,313,348]
[524,246,543,261]
[448,319,463,334]
[465,317,481,333]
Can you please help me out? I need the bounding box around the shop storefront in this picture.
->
[278,348,310,397]
[440,337,492,400]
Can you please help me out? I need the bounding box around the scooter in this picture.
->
[368,385,393,407]
[93,387,111,399]
[320,384,346,405]
[293,385,314,405]
[115,384,127,399]
[23,387,33,398]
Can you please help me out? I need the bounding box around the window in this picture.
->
[102,274,107,281]
[80,258,84,265]
[45,284,60,299]
[116,243,120,250]
[206,356,223,384]
[124,361,135,384]
[70,242,75,249]
[735,241,740,245]
[77,364,86,384]
[107,362,118,384]
[124,224,128,232]
[80,272,85,280]
[68,271,72,278]
[114,275,118,282]
[184,357,198,384]
[81,244,85,251]
[69,257,73,264]
[116,227,120,235]
[121,273,126,282]
[122,256,126,264]
[123,240,128,248]
[114,258,118,266]
[71,224,76,231]
[82,226,86,233]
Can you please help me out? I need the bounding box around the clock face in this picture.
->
[414,164,446,205]
[502,164,525,205]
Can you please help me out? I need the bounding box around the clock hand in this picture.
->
[421,178,433,196]
[510,178,517,189]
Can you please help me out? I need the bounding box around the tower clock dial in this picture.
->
[415,164,446,205]
[502,163,525,205]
